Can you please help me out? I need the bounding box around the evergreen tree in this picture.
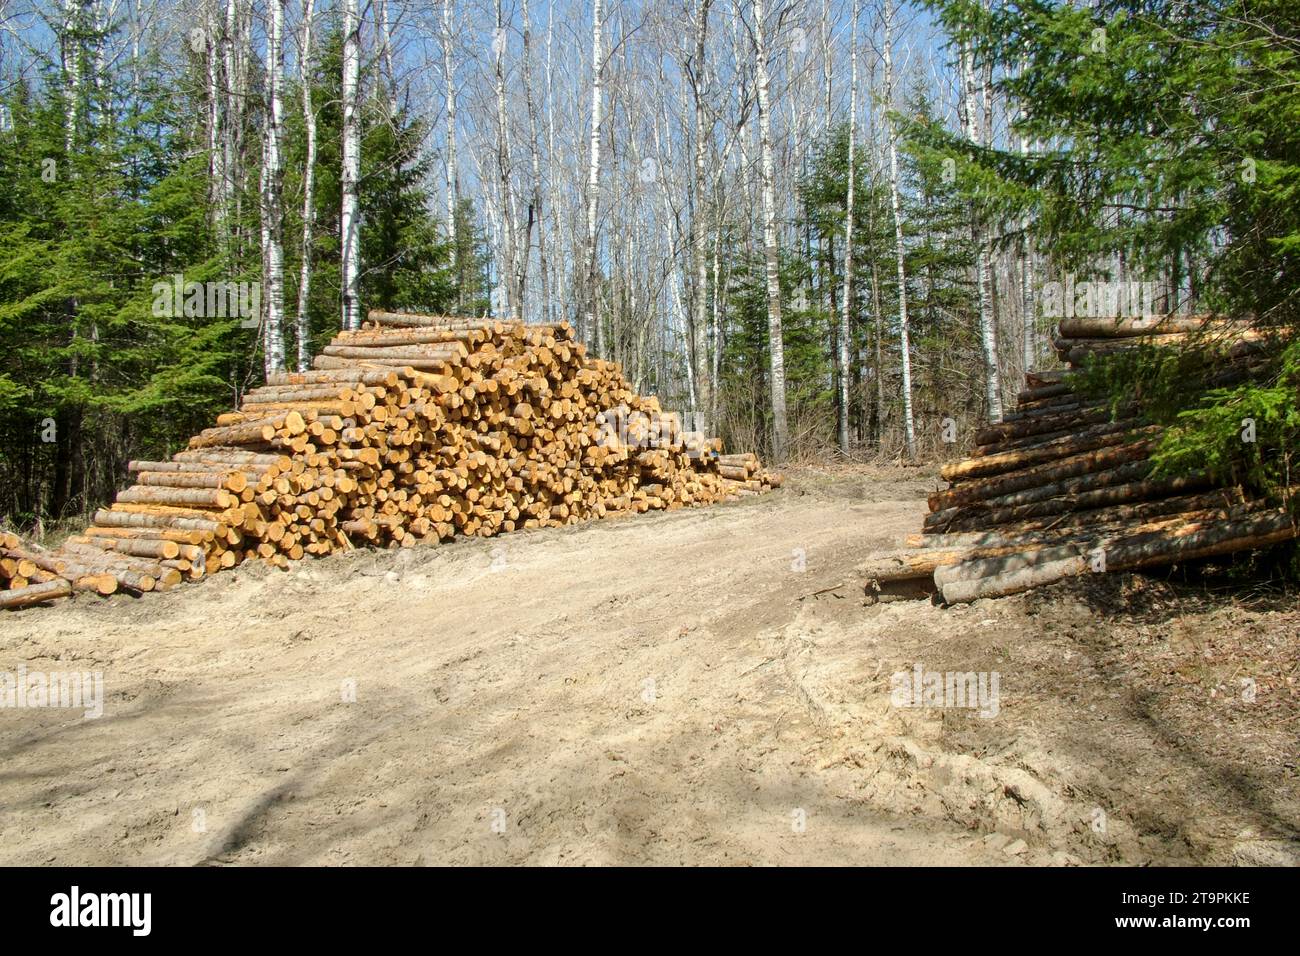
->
[919,0,1300,497]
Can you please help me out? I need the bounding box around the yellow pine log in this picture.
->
[321,343,467,360]
[171,449,292,469]
[218,404,357,427]
[84,525,205,546]
[53,544,161,592]
[267,368,401,388]
[115,486,239,509]
[72,534,183,561]
[337,327,482,346]
[135,470,249,493]
[189,411,307,448]
[313,355,454,372]
[0,579,73,610]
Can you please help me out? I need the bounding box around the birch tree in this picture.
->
[522,0,550,326]
[442,0,458,283]
[687,0,714,436]
[222,0,237,221]
[223,0,251,255]
[61,0,81,151]
[883,0,916,458]
[1017,61,1036,373]
[751,0,788,461]
[581,0,605,353]
[493,0,523,320]
[260,0,286,374]
[837,0,859,453]
[340,0,362,330]
[960,37,1002,422]
[544,2,562,326]
[295,0,318,371]
[819,0,836,402]
[204,1,226,232]
[376,0,398,116]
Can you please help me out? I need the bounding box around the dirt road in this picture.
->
[1,467,1296,865]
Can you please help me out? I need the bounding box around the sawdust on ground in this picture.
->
[1,464,1295,865]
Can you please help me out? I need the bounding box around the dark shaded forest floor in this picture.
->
[0,465,1295,865]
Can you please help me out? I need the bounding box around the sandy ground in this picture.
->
[1,465,1296,866]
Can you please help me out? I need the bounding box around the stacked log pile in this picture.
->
[1051,313,1262,366]
[2,313,779,610]
[865,315,1293,605]
[2,533,78,610]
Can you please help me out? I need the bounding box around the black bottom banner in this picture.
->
[0,864,1286,942]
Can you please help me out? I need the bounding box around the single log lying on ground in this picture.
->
[0,578,73,610]
[863,539,1080,586]
[940,555,1088,605]
[940,508,1296,604]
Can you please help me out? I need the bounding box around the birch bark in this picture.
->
[260,0,286,373]
[883,0,916,457]
[752,0,788,461]
[442,0,458,288]
[295,0,317,371]
[340,0,362,330]
[581,0,605,353]
[837,0,860,452]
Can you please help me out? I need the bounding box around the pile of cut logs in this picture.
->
[865,314,1294,604]
[2,313,779,610]
[2,532,87,610]
[1051,313,1263,366]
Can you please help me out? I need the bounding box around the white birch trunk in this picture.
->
[710,224,725,428]
[837,0,859,452]
[205,2,226,229]
[130,0,142,106]
[1018,61,1036,372]
[689,0,713,437]
[522,0,550,328]
[377,0,398,117]
[647,100,695,420]
[222,0,239,251]
[883,0,916,458]
[295,0,317,372]
[727,2,753,237]
[494,0,522,321]
[582,0,605,354]
[752,0,788,461]
[961,38,1003,423]
[90,0,107,127]
[260,0,286,374]
[62,0,81,152]
[820,0,836,417]
[545,2,561,327]
[442,0,458,283]
[340,0,362,330]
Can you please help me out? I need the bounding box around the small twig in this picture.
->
[802,582,847,599]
